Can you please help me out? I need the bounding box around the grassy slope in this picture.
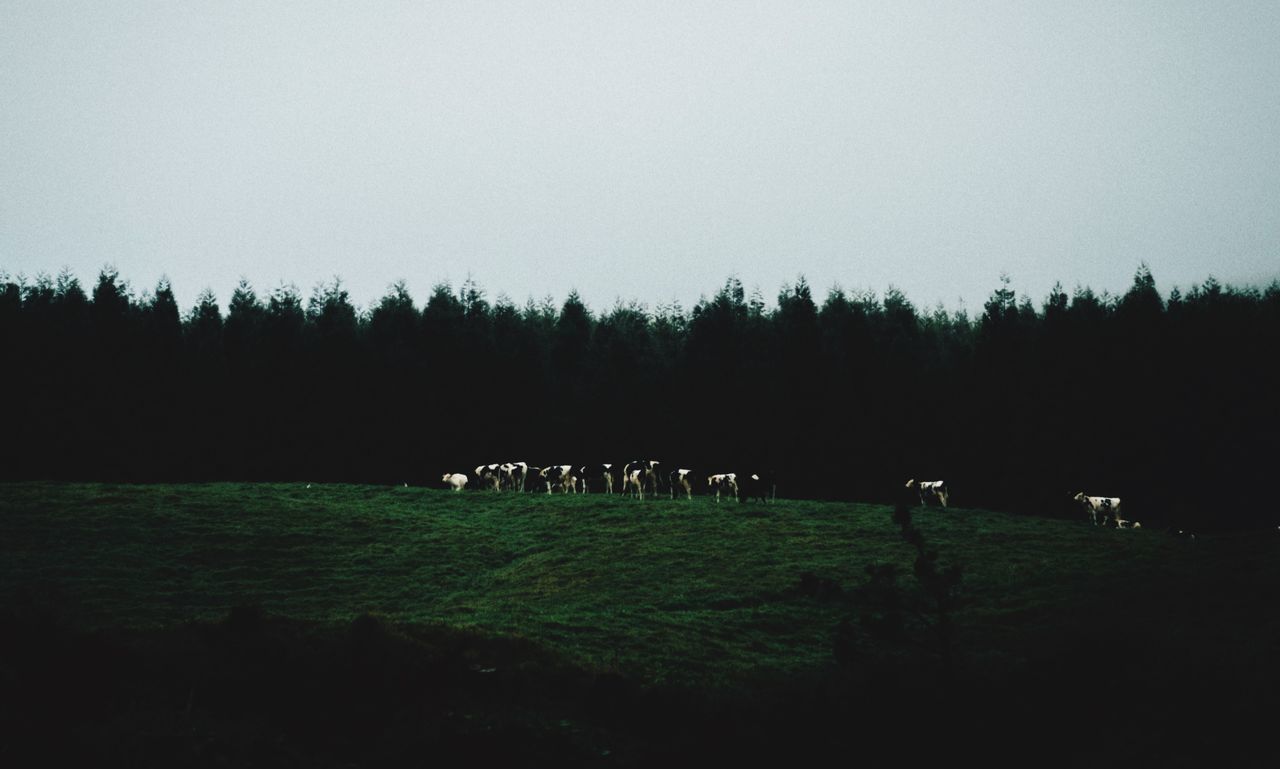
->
[3,481,1275,689]
[5,482,1280,765]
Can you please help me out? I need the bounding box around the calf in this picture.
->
[442,473,468,492]
[707,473,738,503]
[1073,492,1121,526]
[905,479,949,508]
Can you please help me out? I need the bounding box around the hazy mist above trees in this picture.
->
[2,265,1277,530]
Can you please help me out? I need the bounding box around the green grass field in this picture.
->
[3,482,1279,765]
[4,482,1275,681]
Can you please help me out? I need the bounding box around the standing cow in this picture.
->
[670,468,694,499]
[624,468,647,500]
[707,473,738,503]
[738,472,773,504]
[578,464,614,494]
[500,461,529,492]
[542,465,578,494]
[905,479,949,508]
[474,464,502,491]
[623,460,661,498]
[1074,492,1121,526]
[523,466,544,493]
[442,473,468,492]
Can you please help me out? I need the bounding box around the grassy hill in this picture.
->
[2,482,1278,765]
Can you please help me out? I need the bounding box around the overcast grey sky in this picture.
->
[2,1,1277,313]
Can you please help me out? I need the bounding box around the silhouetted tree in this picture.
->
[1,265,1276,528]
[552,290,592,395]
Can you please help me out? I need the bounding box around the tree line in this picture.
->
[2,265,1276,530]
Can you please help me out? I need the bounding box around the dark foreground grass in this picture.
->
[2,482,1279,766]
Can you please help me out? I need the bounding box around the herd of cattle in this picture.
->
[438,463,1139,529]
[442,461,777,503]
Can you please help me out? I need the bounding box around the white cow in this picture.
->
[905,479,949,508]
[1074,492,1121,527]
[707,473,738,503]
[442,473,468,492]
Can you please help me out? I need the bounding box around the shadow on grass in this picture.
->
[0,594,1274,768]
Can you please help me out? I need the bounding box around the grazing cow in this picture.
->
[1074,492,1121,526]
[442,473,468,492]
[623,460,661,498]
[474,464,502,491]
[707,473,738,502]
[578,464,614,494]
[670,468,694,499]
[905,479,949,508]
[738,472,771,504]
[624,468,646,500]
[542,465,578,494]
[500,461,529,492]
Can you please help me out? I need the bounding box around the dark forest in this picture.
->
[2,265,1276,531]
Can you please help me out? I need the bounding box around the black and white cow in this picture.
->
[500,461,529,492]
[738,471,773,503]
[624,468,647,500]
[1074,492,1121,527]
[707,473,738,503]
[623,460,661,498]
[670,468,695,499]
[542,465,578,494]
[474,464,502,491]
[578,464,614,494]
[905,479,949,508]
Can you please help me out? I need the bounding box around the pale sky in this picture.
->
[2,1,1278,313]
